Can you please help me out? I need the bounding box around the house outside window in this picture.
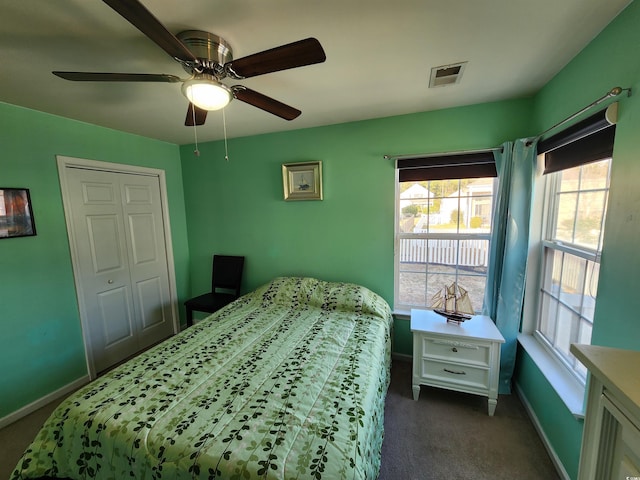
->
[395,177,496,313]
[535,158,611,382]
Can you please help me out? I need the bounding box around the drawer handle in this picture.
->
[452,347,458,352]
[443,368,466,375]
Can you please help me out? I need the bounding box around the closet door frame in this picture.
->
[57,155,180,379]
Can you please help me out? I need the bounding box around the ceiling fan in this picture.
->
[52,0,326,126]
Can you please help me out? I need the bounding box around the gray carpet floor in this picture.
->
[380,359,560,480]
[1,359,560,480]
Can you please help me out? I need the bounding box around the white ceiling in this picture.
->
[0,0,631,145]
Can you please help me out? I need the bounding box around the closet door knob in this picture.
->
[108,279,114,284]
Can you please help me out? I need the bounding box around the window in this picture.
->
[394,176,496,312]
[535,158,611,382]
[526,106,616,385]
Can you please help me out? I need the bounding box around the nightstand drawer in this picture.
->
[422,336,490,367]
[420,358,490,390]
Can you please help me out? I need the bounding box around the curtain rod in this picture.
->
[383,146,502,161]
[526,86,632,146]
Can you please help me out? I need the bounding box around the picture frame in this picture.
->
[0,188,37,239]
[282,161,323,201]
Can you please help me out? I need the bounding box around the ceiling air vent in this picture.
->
[429,62,467,88]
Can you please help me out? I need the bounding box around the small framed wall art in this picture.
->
[282,161,323,201]
[0,188,37,239]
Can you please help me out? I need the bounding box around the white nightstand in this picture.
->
[411,308,505,416]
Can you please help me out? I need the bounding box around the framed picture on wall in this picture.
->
[0,188,36,239]
[282,161,323,201]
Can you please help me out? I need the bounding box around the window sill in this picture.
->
[517,333,585,419]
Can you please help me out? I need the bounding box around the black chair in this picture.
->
[184,255,245,327]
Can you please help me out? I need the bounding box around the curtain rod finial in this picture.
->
[610,86,632,97]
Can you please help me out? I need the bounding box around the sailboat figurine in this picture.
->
[431,282,474,324]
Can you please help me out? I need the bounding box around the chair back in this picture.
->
[211,255,245,295]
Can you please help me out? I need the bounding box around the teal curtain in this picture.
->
[483,139,537,393]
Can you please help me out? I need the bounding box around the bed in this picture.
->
[11,276,392,480]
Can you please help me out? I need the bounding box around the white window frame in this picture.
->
[520,154,611,417]
[538,158,610,380]
[393,171,497,315]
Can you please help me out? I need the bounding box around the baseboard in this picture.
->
[0,375,89,429]
[514,382,571,480]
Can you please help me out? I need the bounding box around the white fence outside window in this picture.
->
[398,238,489,267]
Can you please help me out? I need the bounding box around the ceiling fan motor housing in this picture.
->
[177,30,233,77]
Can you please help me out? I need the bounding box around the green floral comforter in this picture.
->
[12,277,392,480]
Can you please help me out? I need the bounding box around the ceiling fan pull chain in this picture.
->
[223,108,229,162]
[192,106,200,157]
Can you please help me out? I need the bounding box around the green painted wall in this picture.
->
[514,349,583,479]
[391,315,413,357]
[180,99,535,353]
[516,2,640,478]
[0,103,190,417]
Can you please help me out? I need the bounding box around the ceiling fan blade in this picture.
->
[102,0,197,63]
[185,103,208,126]
[53,71,181,82]
[225,38,326,79]
[233,87,301,120]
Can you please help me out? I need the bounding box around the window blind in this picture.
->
[538,108,616,174]
[397,151,497,182]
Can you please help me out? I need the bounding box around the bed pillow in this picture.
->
[258,276,390,320]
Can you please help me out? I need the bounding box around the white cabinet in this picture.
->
[571,344,640,480]
[411,309,505,416]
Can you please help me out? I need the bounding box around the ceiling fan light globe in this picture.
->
[182,77,232,111]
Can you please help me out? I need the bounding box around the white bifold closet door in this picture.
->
[65,167,174,373]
